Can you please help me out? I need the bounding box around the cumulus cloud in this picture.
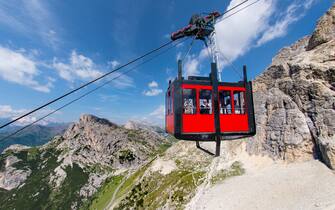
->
[189,0,316,73]
[143,89,163,96]
[53,51,103,82]
[53,51,134,89]
[184,55,200,76]
[213,0,274,65]
[148,81,159,88]
[143,81,163,96]
[0,46,53,92]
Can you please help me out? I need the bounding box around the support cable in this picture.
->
[0,0,262,131]
[0,39,187,143]
[0,40,175,130]
[216,0,262,24]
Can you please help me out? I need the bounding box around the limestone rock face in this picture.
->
[307,4,335,50]
[0,155,31,190]
[58,114,168,168]
[248,4,335,168]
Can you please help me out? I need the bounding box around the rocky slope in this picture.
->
[247,3,335,169]
[0,114,170,210]
[124,120,165,135]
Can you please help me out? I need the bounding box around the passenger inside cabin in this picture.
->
[200,99,211,114]
[223,99,232,114]
[184,99,194,114]
[234,100,241,114]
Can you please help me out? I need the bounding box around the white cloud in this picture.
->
[257,0,317,46]
[184,55,200,76]
[0,46,53,92]
[143,89,163,96]
[149,105,165,120]
[143,81,163,96]
[213,0,274,65]
[53,51,103,82]
[0,104,57,126]
[0,105,22,119]
[108,60,120,69]
[0,1,61,49]
[53,51,134,89]
[189,0,315,73]
[148,81,159,88]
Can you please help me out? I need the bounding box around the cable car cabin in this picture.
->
[165,61,256,141]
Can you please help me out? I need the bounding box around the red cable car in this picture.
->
[165,11,256,156]
[166,62,256,141]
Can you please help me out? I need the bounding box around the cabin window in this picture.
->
[219,91,232,114]
[183,89,196,114]
[233,91,246,114]
[199,89,212,114]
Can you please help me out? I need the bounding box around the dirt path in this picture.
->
[105,172,130,210]
[187,160,335,210]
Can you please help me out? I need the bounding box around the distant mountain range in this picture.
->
[0,121,70,153]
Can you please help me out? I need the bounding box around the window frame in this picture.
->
[182,88,197,115]
[233,90,246,115]
[219,90,233,115]
[199,89,213,115]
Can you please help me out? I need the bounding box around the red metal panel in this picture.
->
[218,86,246,91]
[181,84,215,134]
[166,114,174,134]
[220,114,249,132]
[182,84,213,89]
[182,114,215,133]
[218,86,249,132]
[166,87,175,134]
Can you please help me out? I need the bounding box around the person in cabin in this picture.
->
[184,98,194,114]
[234,99,241,114]
[200,99,210,114]
[224,99,232,114]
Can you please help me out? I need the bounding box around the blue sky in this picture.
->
[0,0,333,126]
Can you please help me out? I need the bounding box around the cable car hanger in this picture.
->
[165,11,256,157]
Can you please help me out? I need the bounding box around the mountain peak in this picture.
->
[307,3,335,50]
[79,114,117,127]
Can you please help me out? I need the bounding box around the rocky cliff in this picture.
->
[247,4,335,169]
